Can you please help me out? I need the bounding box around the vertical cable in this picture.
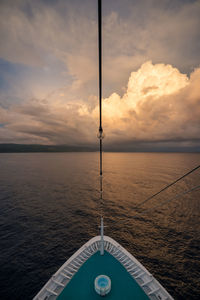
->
[98,0,105,255]
[98,0,102,132]
[98,0,103,218]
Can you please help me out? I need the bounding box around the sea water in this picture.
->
[0,152,199,299]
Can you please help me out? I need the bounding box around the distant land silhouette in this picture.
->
[0,143,199,153]
[0,144,97,153]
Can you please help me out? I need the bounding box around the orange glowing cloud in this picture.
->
[0,61,200,149]
[93,61,199,144]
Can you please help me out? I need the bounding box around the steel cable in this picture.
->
[134,164,200,210]
[98,0,103,218]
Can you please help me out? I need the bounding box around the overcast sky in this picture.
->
[0,0,200,150]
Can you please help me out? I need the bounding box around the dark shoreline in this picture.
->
[0,143,199,153]
[0,143,97,153]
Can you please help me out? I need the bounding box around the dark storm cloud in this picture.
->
[0,0,200,150]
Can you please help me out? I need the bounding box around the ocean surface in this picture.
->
[0,152,200,300]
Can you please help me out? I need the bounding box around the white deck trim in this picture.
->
[33,236,174,300]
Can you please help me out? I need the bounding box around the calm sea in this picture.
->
[0,153,200,299]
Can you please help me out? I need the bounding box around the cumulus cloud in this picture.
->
[0,61,200,150]
[0,1,200,149]
[95,61,200,145]
[0,0,200,98]
[102,0,200,95]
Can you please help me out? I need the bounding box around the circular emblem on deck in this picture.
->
[94,275,111,296]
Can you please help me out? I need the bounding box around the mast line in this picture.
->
[98,0,103,211]
[98,0,102,132]
[98,0,104,255]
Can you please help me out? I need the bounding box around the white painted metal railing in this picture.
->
[33,236,173,300]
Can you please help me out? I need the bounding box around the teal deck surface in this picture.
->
[57,251,149,300]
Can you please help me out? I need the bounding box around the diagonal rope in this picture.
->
[130,184,200,219]
[147,184,200,212]
[134,164,200,210]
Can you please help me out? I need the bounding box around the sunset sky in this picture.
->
[0,0,200,151]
